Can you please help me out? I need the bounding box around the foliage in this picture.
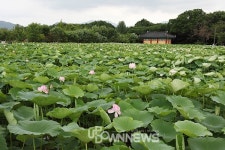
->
[116,21,127,34]
[1,9,224,44]
[0,43,225,149]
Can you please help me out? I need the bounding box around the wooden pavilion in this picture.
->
[139,31,176,44]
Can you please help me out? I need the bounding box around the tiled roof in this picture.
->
[139,31,176,39]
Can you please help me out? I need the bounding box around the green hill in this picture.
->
[0,21,15,29]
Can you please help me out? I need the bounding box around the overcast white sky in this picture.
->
[1,0,225,26]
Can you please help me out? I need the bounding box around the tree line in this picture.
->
[0,9,225,45]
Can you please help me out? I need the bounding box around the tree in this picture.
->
[193,25,211,43]
[91,25,117,42]
[0,29,10,41]
[116,21,127,34]
[134,19,153,27]
[13,25,26,42]
[26,23,45,42]
[168,9,206,43]
[41,25,50,42]
[86,20,115,28]
[206,11,225,27]
[214,21,225,45]
[205,11,225,44]
[128,19,154,35]
[49,27,67,42]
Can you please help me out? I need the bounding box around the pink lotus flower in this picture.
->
[59,76,65,82]
[89,70,95,75]
[38,85,49,94]
[108,104,121,118]
[129,63,136,69]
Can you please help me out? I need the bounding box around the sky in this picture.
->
[1,0,225,27]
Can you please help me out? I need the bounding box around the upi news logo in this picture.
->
[88,126,160,144]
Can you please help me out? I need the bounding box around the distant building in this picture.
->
[139,31,176,44]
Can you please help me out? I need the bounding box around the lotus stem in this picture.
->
[85,143,88,150]
[33,137,36,150]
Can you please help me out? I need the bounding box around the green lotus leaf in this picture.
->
[99,73,112,81]
[86,83,99,92]
[210,91,225,106]
[174,120,212,137]
[7,120,61,136]
[144,141,175,150]
[70,105,88,114]
[4,109,17,125]
[17,90,70,106]
[202,63,211,68]
[97,88,113,98]
[72,126,104,143]
[98,107,111,125]
[13,106,34,121]
[170,79,189,92]
[129,99,149,110]
[122,109,153,127]
[115,78,134,84]
[222,127,225,134]
[47,107,73,119]
[86,100,107,108]
[8,80,32,89]
[131,137,175,150]
[176,107,205,120]
[32,91,69,106]
[8,87,22,100]
[113,116,144,132]
[118,101,135,112]
[114,78,133,89]
[166,95,194,108]
[17,91,39,101]
[0,91,6,102]
[166,96,205,120]
[101,145,130,150]
[148,79,167,91]
[61,122,80,132]
[62,123,104,143]
[0,132,7,150]
[33,76,50,84]
[84,92,98,99]
[207,55,217,61]
[188,137,225,150]
[63,85,84,98]
[148,106,176,116]
[150,94,172,108]
[151,119,176,142]
[0,101,20,110]
[16,135,31,143]
[130,141,149,150]
[201,113,225,132]
[46,68,59,78]
[204,72,216,76]
[133,85,151,95]
[68,106,87,122]
[93,101,115,111]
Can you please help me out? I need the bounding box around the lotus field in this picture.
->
[1,43,225,150]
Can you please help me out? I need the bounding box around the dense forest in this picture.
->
[0,9,225,45]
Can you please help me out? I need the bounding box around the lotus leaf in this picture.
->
[113,116,144,132]
[7,120,61,136]
[170,79,189,92]
[63,85,84,98]
[174,120,212,137]
[151,119,177,142]
[188,137,225,150]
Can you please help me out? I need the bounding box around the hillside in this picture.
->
[0,21,15,29]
